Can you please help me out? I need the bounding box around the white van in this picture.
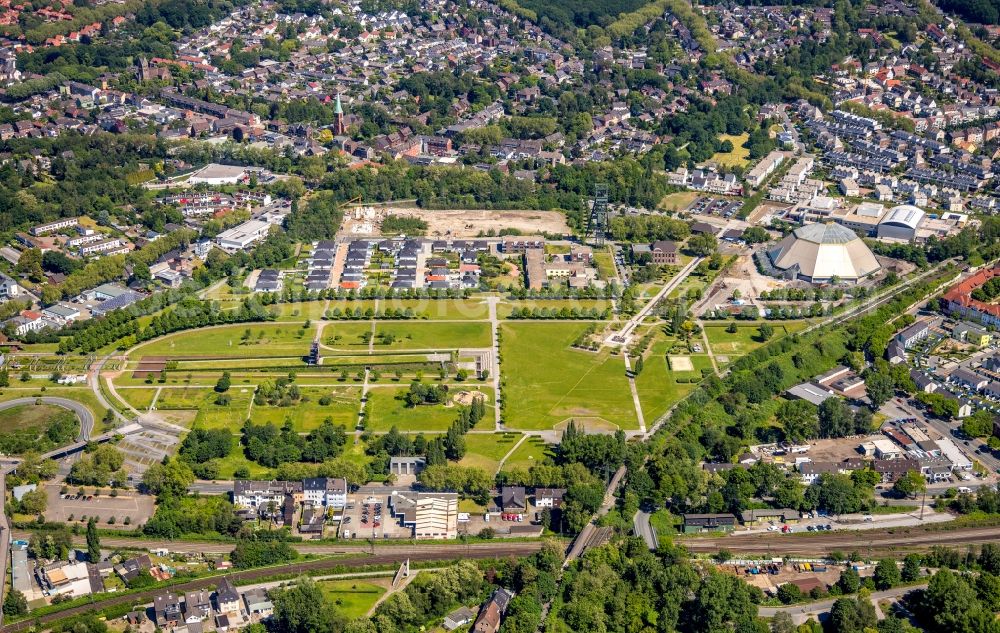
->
[958,486,972,494]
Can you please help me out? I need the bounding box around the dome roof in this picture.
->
[768,222,881,282]
[792,222,861,245]
[882,205,925,229]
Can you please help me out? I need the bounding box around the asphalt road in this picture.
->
[0,543,544,633]
[633,510,657,550]
[681,524,1000,555]
[0,397,95,441]
[758,584,926,618]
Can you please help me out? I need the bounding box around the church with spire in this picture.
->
[334,93,346,135]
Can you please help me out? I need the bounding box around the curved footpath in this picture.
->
[0,543,544,633]
[0,397,95,441]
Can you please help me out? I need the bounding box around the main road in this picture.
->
[0,542,544,633]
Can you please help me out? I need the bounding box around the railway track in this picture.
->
[0,542,544,633]
[681,524,1000,555]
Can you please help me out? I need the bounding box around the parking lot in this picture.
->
[689,196,743,218]
[338,494,411,539]
[43,484,155,528]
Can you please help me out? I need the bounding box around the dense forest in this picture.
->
[939,0,1000,24]
[510,0,649,38]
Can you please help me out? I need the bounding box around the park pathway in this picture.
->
[699,327,719,374]
[494,433,528,475]
[487,296,502,430]
[622,354,646,434]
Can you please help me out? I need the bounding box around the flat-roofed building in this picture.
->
[389,491,459,539]
[216,220,271,251]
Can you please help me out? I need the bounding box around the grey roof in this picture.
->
[793,222,860,244]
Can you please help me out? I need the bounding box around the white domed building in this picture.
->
[767,222,881,284]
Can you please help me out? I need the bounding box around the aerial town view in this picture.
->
[6,0,1000,631]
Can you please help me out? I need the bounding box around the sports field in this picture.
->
[500,322,639,430]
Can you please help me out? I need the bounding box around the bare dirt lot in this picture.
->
[44,484,155,528]
[342,207,571,238]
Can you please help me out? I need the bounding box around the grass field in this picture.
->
[272,301,331,321]
[319,580,387,619]
[324,299,490,321]
[364,386,491,432]
[634,340,700,422]
[710,133,751,168]
[324,322,490,351]
[250,386,361,431]
[460,432,521,473]
[0,387,108,424]
[659,191,699,211]
[0,404,72,432]
[497,299,612,319]
[500,323,639,430]
[500,436,554,472]
[703,322,806,357]
[116,387,159,411]
[132,324,316,359]
[153,388,253,431]
[593,249,617,281]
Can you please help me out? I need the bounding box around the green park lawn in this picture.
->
[710,133,751,167]
[325,299,490,321]
[633,340,701,422]
[459,432,522,473]
[497,299,612,319]
[703,322,805,357]
[153,387,252,431]
[272,301,330,322]
[250,386,361,431]
[500,436,554,472]
[0,387,108,423]
[319,580,387,619]
[116,387,159,411]
[500,322,639,431]
[324,321,490,351]
[0,404,72,432]
[132,323,317,359]
[380,298,490,320]
[364,386,461,432]
[658,191,700,212]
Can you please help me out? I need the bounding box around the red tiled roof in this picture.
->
[942,264,1000,319]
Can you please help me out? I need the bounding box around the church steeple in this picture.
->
[334,92,345,135]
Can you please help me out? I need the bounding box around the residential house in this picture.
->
[243,588,273,619]
[154,593,182,628]
[302,477,348,508]
[444,606,477,631]
[498,486,526,513]
[215,578,242,616]
[473,587,514,633]
[184,590,212,623]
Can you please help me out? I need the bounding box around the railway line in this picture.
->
[0,542,544,633]
[681,524,1000,555]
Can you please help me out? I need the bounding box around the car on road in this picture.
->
[767,525,779,532]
